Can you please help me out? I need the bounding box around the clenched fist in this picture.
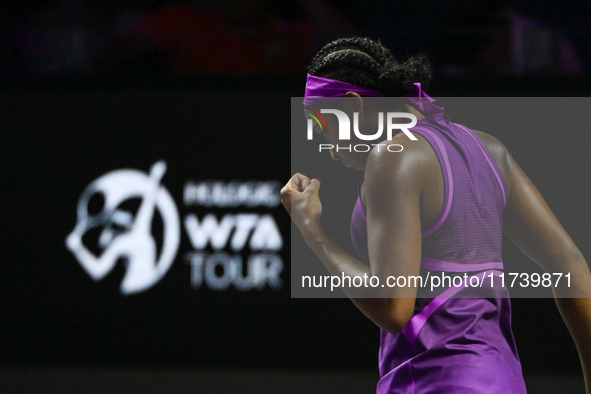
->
[280,173,322,233]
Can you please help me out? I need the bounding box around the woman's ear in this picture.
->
[344,91,364,114]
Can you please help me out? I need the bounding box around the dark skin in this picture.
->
[281,92,591,392]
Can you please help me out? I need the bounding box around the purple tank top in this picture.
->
[350,111,527,393]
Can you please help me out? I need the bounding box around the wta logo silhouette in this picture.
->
[66,161,181,295]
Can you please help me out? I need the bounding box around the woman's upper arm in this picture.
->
[502,147,584,272]
[364,138,425,330]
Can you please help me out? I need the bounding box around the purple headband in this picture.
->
[303,74,383,105]
[303,74,444,115]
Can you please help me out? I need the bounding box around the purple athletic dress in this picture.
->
[350,108,528,393]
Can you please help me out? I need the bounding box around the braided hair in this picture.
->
[306,37,432,97]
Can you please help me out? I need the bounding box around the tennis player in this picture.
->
[282,37,591,393]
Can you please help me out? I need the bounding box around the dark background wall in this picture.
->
[1,0,590,77]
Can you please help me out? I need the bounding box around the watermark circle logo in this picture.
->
[66,161,180,294]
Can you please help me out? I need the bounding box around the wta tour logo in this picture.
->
[66,161,181,295]
[66,161,284,295]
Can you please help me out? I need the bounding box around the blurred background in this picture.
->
[1,0,590,393]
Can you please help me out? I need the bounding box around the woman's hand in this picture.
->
[280,173,322,235]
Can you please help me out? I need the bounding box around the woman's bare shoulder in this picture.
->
[469,128,512,197]
[470,129,507,161]
[364,132,442,201]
